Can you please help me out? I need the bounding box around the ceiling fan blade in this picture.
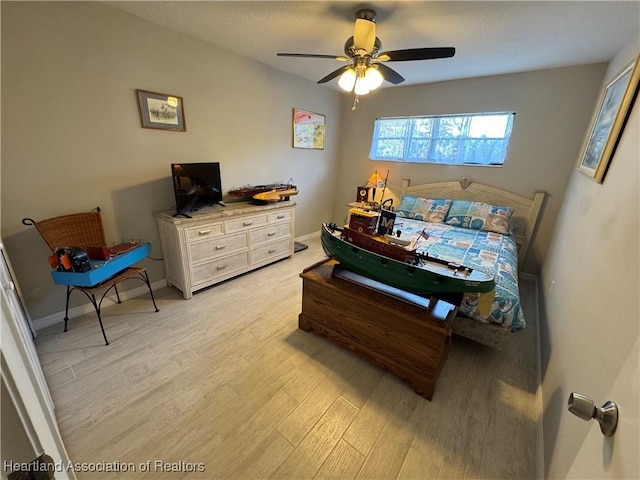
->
[377,64,405,85]
[353,18,376,54]
[317,65,353,84]
[277,53,349,61]
[377,47,456,62]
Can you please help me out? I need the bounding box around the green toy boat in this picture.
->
[320,223,495,295]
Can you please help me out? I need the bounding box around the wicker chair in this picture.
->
[22,208,158,345]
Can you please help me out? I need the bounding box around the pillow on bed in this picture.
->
[395,196,452,223]
[444,200,514,234]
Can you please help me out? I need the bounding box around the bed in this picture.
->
[388,177,545,349]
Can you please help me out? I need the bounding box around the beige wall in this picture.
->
[540,34,639,479]
[0,2,342,319]
[332,64,606,273]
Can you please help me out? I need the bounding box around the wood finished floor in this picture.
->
[34,236,539,479]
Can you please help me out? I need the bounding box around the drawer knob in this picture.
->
[243,221,253,226]
[215,245,226,250]
[268,249,276,254]
[277,215,285,219]
[199,229,211,235]
[267,232,276,237]
[217,265,227,271]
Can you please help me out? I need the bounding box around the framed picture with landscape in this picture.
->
[577,56,640,183]
[136,89,186,131]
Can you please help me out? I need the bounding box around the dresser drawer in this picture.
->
[185,223,223,242]
[249,222,291,245]
[187,232,248,264]
[225,214,268,233]
[269,210,292,223]
[251,238,291,264]
[190,251,249,285]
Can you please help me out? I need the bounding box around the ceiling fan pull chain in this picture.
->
[352,95,360,111]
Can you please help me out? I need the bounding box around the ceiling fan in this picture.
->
[277,8,455,107]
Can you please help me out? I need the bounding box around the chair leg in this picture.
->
[64,286,110,345]
[63,285,72,332]
[142,269,160,313]
[61,268,158,346]
[88,292,109,346]
[113,284,122,304]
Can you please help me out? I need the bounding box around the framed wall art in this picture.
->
[292,108,325,149]
[136,89,186,131]
[577,56,640,183]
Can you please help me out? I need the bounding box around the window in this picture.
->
[370,112,515,165]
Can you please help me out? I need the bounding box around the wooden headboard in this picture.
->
[398,177,545,267]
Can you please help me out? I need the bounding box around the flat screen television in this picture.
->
[171,162,224,217]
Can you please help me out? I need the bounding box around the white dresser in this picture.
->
[154,201,295,299]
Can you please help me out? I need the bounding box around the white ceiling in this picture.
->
[105,1,639,89]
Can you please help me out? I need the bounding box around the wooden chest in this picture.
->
[299,259,457,400]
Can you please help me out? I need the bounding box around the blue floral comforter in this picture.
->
[394,218,525,331]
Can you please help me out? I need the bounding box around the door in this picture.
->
[1,240,76,480]
[564,339,639,478]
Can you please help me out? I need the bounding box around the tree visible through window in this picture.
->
[370,112,515,165]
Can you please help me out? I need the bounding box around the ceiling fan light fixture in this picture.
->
[338,68,356,92]
[354,76,370,95]
[364,66,384,90]
[353,65,372,95]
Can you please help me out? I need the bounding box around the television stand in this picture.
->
[155,201,296,299]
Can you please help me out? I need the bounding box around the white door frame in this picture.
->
[1,240,76,480]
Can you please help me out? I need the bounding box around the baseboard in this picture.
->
[32,279,167,331]
[295,231,320,242]
[519,271,544,478]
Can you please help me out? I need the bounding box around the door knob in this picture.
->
[567,392,618,437]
